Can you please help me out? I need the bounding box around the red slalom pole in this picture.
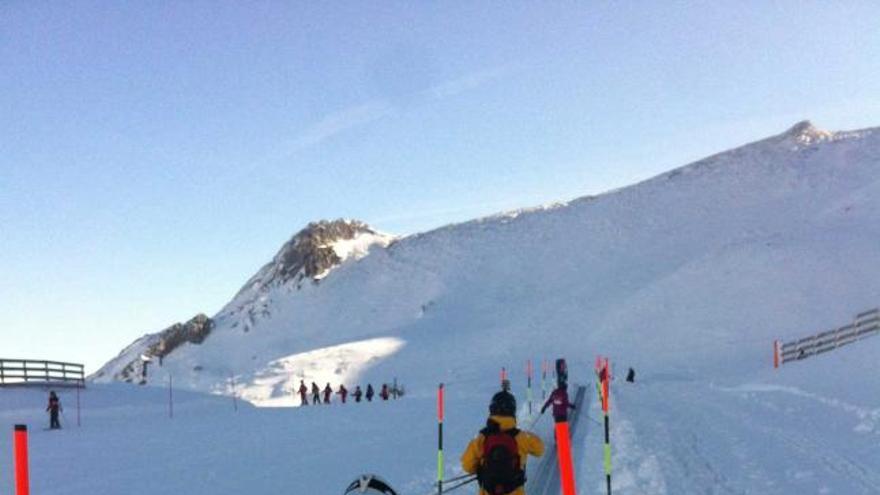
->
[14,424,30,495]
[554,421,577,495]
[437,383,444,495]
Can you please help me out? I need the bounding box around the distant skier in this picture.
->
[461,390,544,495]
[353,386,363,403]
[380,383,390,401]
[311,382,321,404]
[323,383,333,404]
[366,384,375,402]
[337,384,348,404]
[541,383,575,423]
[298,380,309,405]
[46,391,62,429]
[625,367,636,383]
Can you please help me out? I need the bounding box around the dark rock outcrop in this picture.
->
[236,219,380,296]
[115,313,214,383]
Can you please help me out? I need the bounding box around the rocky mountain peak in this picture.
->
[274,219,378,282]
[781,120,833,146]
[220,219,393,333]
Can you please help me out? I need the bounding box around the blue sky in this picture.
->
[2,1,879,372]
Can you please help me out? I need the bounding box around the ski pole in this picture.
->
[443,473,476,484]
[441,476,477,493]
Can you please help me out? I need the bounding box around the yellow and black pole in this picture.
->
[437,383,444,495]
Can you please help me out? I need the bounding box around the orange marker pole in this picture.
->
[437,383,444,494]
[554,421,577,495]
[773,340,780,369]
[602,358,610,413]
[597,357,613,495]
[14,425,30,495]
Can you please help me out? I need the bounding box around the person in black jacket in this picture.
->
[353,386,363,403]
[311,382,321,404]
[365,384,375,402]
[47,391,62,429]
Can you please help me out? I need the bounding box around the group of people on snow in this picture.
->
[296,380,401,406]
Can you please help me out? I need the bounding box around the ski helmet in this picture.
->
[489,390,516,417]
[344,474,398,495]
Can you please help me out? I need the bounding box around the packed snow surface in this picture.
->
[4,121,879,494]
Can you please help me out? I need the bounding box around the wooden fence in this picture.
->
[776,308,880,366]
[0,359,85,388]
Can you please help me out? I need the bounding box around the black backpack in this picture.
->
[477,426,525,494]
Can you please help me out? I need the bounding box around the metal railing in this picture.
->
[0,359,85,388]
[778,308,880,365]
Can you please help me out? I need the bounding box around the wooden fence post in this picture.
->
[773,340,780,369]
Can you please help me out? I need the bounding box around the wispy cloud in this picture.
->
[427,66,511,99]
[285,100,394,154]
[279,66,511,158]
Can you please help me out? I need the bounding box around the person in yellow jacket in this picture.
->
[461,389,544,495]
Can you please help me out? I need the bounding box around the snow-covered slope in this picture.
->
[92,219,395,386]
[6,121,880,495]
[94,121,879,409]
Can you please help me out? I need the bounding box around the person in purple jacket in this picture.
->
[541,383,576,423]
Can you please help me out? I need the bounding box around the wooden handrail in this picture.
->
[778,307,879,366]
[0,358,85,388]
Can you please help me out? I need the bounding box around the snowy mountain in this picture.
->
[94,120,880,408]
[9,120,880,495]
[92,219,394,387]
